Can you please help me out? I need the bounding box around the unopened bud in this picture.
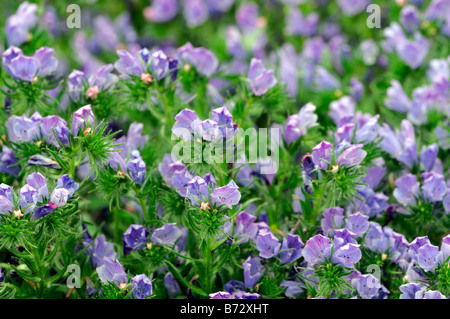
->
[396,0,407,6]
[83,127,92,137]
[117,170,126,178]
[32,76,38,84]
[87,85,99,99]
[140,72,153,84]
[200,202,210,211]
[183,64,191,72]
[381,253,388,261]
[331,165,339,173]
[334,89,343,98]
[147,242,153,250]
[14,209,23,219]
[119,283,127,290]
[256,17,267,28]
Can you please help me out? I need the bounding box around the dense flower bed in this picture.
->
[0,0,449,299]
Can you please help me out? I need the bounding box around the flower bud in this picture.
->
[87,85,99,99]
[140,72,153,84]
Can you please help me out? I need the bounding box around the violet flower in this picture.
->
[242,256,264,289]
[256,230,281,259]
[151,223,182,246]
[247,58,277,96]
[284,103,318,146]
[131,274,153,299]
[122,224,149,255]
[96,257,128,286]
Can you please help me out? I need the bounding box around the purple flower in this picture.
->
[333,243,362,268]
[144,0,178,23]
[172,168,195,197]
[67,69,85,101]
[186,176,211,205]
[6,114,41,143]
[336,144,367,168]
[6,53,39,82]
[417,243,441,272]
[314,66,341,91]
[352,274,380,299]
[72,105,95,136]
[280,280,304,299]
[302,37,325,64]
[385,80,412,113]
[192,119,221,141]
[150,50,169,80]
[235,2,259,33]
[256,231,281,259]
[350,77,364,102]
[5,2,38,46]
[232,291,261,299]
[157,154,186,187]
[211,106,235,138]
[34,47,59,76]
[285,8,318,37]
[280,234,304,264]
[211,180,241,208]
[247,58,277,96]
[178,42,218,77]
[28,155,61,169]
[329,96,355,125]
[31,202,57,220]
[40,116,70,148]
[127,150,146,184]
[396,33,430,69]
[122,224,149,255]
[337,0,368,16]
[20,184,38,213]
[164,272,181,298]
[114,50,144,77]
[183,0,209,28]
[242,256,264,289]
[96,257,128,286]
[400,5,420,33]
[409,236,431,255]
[172,108,199,139]
[151,223,182,246]
[92,234,117,267]
[234,211,258,244]
[321,207,344,236]
[2,46,58,81]
[345,212,369,237]
[131,274,153,299]
[312,141,332,170]
[415,290,447,299]
[364,222,388,254]
[422,172,447,202]
[0,146,19,176]
[277,43,301,98]
[210,291,232,299]
[56,175,79,198]
[88,64,118,90]
[399,283,423,299]
[224,280,245,293]
[284,103,318,146]
[302,234,332,265]
[49,188,70,207]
